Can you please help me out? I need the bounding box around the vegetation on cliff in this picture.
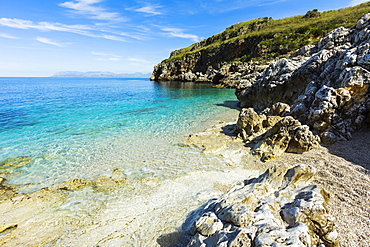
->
[165,2,370,64]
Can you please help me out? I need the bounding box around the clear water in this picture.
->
[0,78,238,189]
[0,77,258,246]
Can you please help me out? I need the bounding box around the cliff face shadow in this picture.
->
[215,101,241,110]
[157,199,217,247]
[220,124,237,137]
[324,126,370,172]
[157,231,188,247]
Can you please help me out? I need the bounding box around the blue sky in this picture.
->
[0,0,367,76]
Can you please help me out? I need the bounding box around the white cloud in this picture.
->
[60,0,126,21]
[168,32,200,42]
[256,0,288,6]
[96,57,121,61]
[161,27,183,33]
[36,37,66,47]
[0,33,18,39]
[128,58,151,63]
[0,18,92,33]
[132,5,164,15]
[350,0,369,6]
[101,34,126,41]
[160,27,200,42]
[92,51,121,61]
[196,0,288,13]
[0,18,33,29]
[92,51,121,57]
[102,28,148,41]
[0,18,128,42]
[128,58,154,67]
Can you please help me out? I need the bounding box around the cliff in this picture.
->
[150,2,370,86]
[235,13,370,158]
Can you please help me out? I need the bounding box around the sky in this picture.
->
[0,0,368,77]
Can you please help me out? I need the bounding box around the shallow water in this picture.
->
[0,78,258,246]
[1,78,234,188]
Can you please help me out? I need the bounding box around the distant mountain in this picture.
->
[52,71,151,78]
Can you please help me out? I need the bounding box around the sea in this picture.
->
[0,77,259,246]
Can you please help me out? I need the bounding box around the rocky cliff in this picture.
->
[150,17,271,83]
[180,13,370,162]
[236,13,370,153]
[150,3,370,85]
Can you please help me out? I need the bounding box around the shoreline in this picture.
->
[0,104,260,246]
[184,111,370,246]
[0,104,369,246]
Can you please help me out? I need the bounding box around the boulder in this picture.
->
[186,164,339,247]
[235,108,267,141]
[235,107,320,161]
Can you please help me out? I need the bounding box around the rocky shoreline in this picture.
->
[188,163,338,246]
[152,13,370,162]
[0,104,368,246]
[181,116,370,246]
[156,14,370,161]
[154,13,370,246]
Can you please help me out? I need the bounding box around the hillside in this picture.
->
[150,2,370,85]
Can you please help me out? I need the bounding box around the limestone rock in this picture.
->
[287,125,320,154]
[236,13,370,145]
[194,212,223,236]
[151,58,271,87]
[264,102,291,116]
[186,164,339,247]
[356,13,370,29]
[236,108,266,141]
[253,117,301,162]
[235,108,319,161]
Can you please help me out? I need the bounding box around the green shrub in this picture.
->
[165,2,370,63]
[303,9,321,18]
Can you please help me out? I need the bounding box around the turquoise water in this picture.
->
[0,77,236,192]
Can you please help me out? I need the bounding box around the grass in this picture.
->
[164,2,370,63]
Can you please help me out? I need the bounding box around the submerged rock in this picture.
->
[0,168,128,245]
[0,156,32,171]
[0,156,34,201]
[0,177,18,202]
[185,164,339,247]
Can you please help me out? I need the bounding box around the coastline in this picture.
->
[2,2,370,246]
[185,110,370,246]
[0,102,260,246]
[0,104,369,246]
[172,12,370,245]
